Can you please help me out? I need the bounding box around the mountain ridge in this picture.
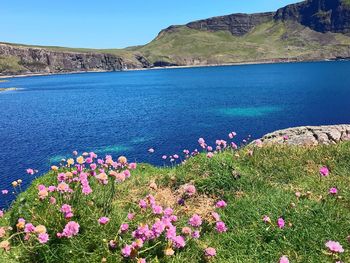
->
[1,0,350,76]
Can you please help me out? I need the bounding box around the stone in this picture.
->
[256,124,350,146]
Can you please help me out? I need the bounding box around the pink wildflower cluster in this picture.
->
[117,191,227,259]
[15,218,50,244]
[161,131,239,163]
[0,151,137,252]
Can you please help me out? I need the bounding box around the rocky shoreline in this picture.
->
[1,58,348,79]
[257,124,350,146]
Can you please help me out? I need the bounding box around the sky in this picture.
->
[0,0,301,49]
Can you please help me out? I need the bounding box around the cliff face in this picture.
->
[0,44,150,76]
[275,0,350,34]
[186,12,275,36]
[182,0,350,36]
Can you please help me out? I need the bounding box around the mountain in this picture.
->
[1,0,350,76]
[137,0,350,66]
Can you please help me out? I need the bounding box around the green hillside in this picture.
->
[138,21,350,66]
[1,143,350,262]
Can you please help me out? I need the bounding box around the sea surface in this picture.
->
[1,61,350,208]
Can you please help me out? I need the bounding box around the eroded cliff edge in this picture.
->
[0,44,151,76]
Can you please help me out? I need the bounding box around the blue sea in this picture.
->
[1,61,350,208]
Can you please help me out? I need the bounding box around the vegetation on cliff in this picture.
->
[1,0,350,75]
[1,136,350,262]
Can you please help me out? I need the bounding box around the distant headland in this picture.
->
[1,0,350,77]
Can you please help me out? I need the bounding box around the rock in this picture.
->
[186,12,274,36]
[256,124,350,146]
[274,0,350,34]
[0,44,150,76]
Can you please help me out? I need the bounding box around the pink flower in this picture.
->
[215,221,227,233]
[164,207,173,217]
[263,215,271,223]
[49,197,56,205]
[0,210,3,218]
[231,142,238,149]
[184,184,196,196]
[90,163,97,170]
[207,152,214,158]
[198,138,205,145]
[192,230,200,239]
[148,148,155,153]
[139,199,147,209]
[172,235,186,248]
[38,233,49,244]
[325,240,344,253]
[320,166,329,176]
[295,192,301,198]
[152,221,165,237]
[1,190,8,195]
[120,223,129,233]
[277,218,285,229]
[152,205,163,215]
[215,200,227,208]
[166,225,177,240]
[279,255,289,263]
[162,155,167,160]
[189,214,202,227]
[61,204,72,214]
[204,247,216,257]
[128,163,137,170]
[211,212,220,221]
[24,223,35,233]
[182,227,192,235]
[123,170,131,178]
[26,168,34,175]
[121,244,132,257]
[61,221,80,238]
[329,187,338,195]
[127,213,135,220]
[98,217,110,225]
[228,132,236,139]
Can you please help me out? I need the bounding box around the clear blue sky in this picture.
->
[0,0,301,49]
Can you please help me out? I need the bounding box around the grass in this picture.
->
[3,18,350,74]
[137,21,350,65]
[0,56,26,74]
[1,142,350,262]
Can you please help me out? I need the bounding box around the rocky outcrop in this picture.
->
[274,0,350,34]
[178,0,350,36]
[257,125,350,146]
[0,44,150,76]
[186,12,274,36]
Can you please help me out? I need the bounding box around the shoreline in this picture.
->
[0,58,348,79]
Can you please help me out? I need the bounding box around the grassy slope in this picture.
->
[0,42,141,74]
[3,19,350,73]
[1,143,350,262]
[138,21,350,65]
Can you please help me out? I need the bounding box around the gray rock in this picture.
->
[0,44,150,76]
[256,124,350,146]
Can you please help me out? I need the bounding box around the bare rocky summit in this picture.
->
[258,124,350,146]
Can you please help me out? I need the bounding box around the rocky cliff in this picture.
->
[2,0,350,76]
[0,44,150,76]
[183,0,350,36]
[275,0,350,34]
[185,12,275,36]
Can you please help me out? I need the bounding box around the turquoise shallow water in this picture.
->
[1,61,350,207]
[216,106,282,117]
